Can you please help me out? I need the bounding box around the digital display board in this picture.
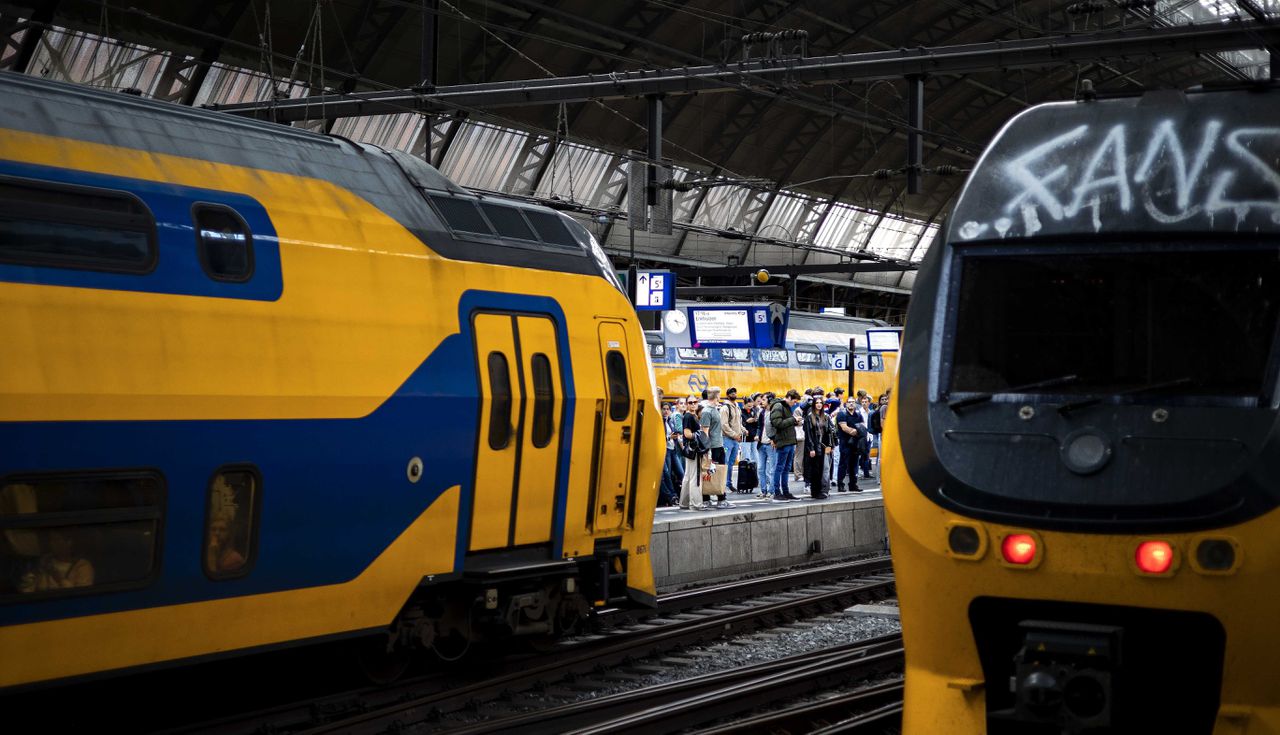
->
[866,328,902,353]
[689,308,752,346]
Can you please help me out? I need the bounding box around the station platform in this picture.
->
[650,476,887,590]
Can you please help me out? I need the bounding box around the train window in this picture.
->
[480,204,537,241]
[676,347,710,361]
[0,177,156,273]
[523,211,579,248]
[721,348,751,362]
[605,350,631,421]
[430,196,493,236]
[0,472,163,601]
[649,343,666,358]
[796,351,822,365]
[203,468,260,580]
[194,205,253,282]
[950,250,1280,400]
[487,351,513,450]
[869,354,883,371]
[760,349,789,364]
[530,353,555,448]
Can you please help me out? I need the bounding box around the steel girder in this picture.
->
[209,18,1280,121]
[0,0,58,74]
[152,0,251,105]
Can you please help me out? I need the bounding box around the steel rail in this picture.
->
[618,554,894,618]
[446,635,903,734]
[561,642,904,735]
[687,678,905,734]
[300,576,896,734]
[176,557,893,734]
[811,701,905,734]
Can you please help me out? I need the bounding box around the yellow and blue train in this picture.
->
[0,72,664,689]
[884,83,1280,733]
[649,309,898,400]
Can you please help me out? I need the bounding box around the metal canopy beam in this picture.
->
[210,21,1280,122]
[672,262,914,278]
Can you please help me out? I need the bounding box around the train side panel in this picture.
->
[0,119,659,685]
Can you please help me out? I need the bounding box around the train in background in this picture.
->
[882,82,1280,734]
[648,306,899,399]
[0,71,664,690]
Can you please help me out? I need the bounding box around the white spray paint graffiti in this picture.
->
[959,119,1280,239]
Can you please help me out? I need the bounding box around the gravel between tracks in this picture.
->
[434,606,902,729]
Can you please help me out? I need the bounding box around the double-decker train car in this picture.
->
[649,307,898,399]
[0,72,663,690]
[883,83,1280,733]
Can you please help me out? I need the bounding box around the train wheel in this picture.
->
[353,634,411,685]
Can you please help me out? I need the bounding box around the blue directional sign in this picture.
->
[684,303,788,348]
[633,270,675,311]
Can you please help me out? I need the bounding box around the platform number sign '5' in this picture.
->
[633,270,674,311]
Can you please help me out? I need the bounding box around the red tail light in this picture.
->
[1136,540,1174,574]
[1001,533,1037,565]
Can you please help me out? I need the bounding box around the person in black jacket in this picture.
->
[801,400,833,499]
[834,398,865,492]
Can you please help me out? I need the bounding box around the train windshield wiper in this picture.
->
[1057,377,1194,415]
[948,374,1079,411]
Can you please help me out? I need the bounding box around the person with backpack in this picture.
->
[679,402,711,511]
[866,394,885,480]
[857,395,875,480]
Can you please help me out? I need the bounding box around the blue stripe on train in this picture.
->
[0,160,283,301]
[0,291,574,626]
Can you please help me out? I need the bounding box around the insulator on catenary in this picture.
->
[932,165,960,176]
[872,168,894,180]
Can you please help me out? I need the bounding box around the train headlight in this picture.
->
[1134,540,1175,575]
[1191,537,1240,575]
[946,523,985,559]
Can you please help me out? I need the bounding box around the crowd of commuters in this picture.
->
[659,385,891,510]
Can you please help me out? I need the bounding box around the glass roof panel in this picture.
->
[813,202,876,250]
[692,184,751,230]
[536,142,616,205]
[331,114,425,151]
[755,193,811,240]
[911,224,939,262]
[864,216,923,260]
[438,121,533,191]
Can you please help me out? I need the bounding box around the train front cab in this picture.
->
[883,85,1280,735]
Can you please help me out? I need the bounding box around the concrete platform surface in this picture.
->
[648,477,887,589]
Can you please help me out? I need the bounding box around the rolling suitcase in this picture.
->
[737,461,759,492]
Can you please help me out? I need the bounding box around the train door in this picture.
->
[511,316,562,546]
[591,322,636,533]
[470,312,564,552]
[471,313,519,552]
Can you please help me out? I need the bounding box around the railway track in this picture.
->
[178,555,894,734]
[448,635,904,735]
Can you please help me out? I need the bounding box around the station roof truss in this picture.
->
[0,0,1277,305]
